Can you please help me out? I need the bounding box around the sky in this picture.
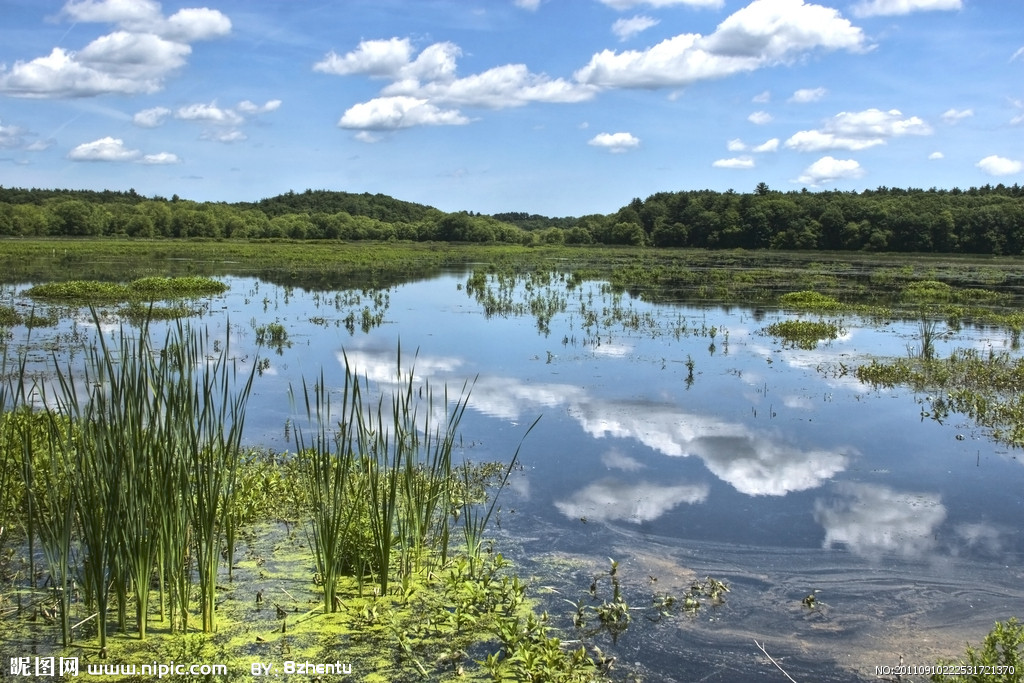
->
[1,0,1022,217]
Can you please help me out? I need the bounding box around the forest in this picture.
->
[2,183,1024,254]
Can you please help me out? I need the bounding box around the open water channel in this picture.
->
[3,267,1023,681]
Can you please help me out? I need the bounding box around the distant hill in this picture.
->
[245,189,443,223]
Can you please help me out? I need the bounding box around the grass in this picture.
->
[763,319,845,349]
[25,276,227,302]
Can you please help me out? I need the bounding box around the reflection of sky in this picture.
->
[572,399,850,496]
[814,482,946,559]
[554,479,709,524]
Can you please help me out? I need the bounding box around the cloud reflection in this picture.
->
[814,482,946,559]
[334,346,851,498]
[554,479,709,524]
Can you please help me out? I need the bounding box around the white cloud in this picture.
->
[796,156,864,185]
[1012,99,1024,126]
[598,0,723,8]
[785,129,885,151]
[748,110,773,124]
[67,136,141,162]
[588,131,641,152]
[0,1,229,98]
[386,63,594,108]
[789,86,826,103]
[338,96,471,130]
[133,106,171,127]
[940,107,973,124]
[175,102,244,126]
[928,151,944,160]
[785,107,931,151]
[976,155,1023,176]
[713,156,755,168]
[141,151,179,164]
[852,0,961,18]
[313,38,414,77]
[752,137,779,152]
[1012,47,1024,63]
[613,15,660,41]
[160,7,231,42]
[727,138,747,151]
[237,99,282,115]
[514,0,542,9]
[576,0,866,89]
[752,90,771,103]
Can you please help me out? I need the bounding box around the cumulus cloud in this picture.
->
[317,38,595,131]
[133,106,171,128]
[713,156,755,168]
[588,131,641,152]
[748,111,773,124]
[796,156,864,186]
[976,155,1023,176]
[613,15,659,41]
[314,38,415,78]
[0,0,229,98]
[785,108,931,151]
[789,86,827,103]
[67,136,141,161]
[339,96,471,131]
[141,151,180,164]
[940,108,973,124]
[752,137,779,152]
[576,0,865,90]
[176,102,244,125]
[928,151,944,160]
[851,0,961,18]
[135,99,280,142]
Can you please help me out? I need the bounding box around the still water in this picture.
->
[5,270,1024,681]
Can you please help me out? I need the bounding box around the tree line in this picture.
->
[2,184,1024,254]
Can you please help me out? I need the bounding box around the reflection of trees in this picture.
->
[813,483,946,559]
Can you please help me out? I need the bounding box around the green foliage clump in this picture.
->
[0,305,22,327]
[25,276,226,302]
[904,279,954,301]
[931,618,1023,682]
[778,290,843,311]
[764,319,844,349]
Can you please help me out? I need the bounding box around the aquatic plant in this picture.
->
[931,618,1023,682]
[764,319,845,350]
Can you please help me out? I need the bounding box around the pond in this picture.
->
[3,265,1024,681]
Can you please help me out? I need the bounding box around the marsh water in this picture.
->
[4,266,1024,681]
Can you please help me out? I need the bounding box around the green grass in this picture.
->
[25,276,226,303]
[763,319,845,349]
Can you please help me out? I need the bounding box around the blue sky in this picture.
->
[1,0,1022,216]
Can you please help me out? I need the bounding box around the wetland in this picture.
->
[2,240,1024,681]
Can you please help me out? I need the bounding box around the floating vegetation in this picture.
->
[764,319,845,350]
[856,348,1024,447]
[118,301,202,321]
[25,276,227,303]
[778,290,844,312]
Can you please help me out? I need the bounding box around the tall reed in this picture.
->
[291,367,361,613]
